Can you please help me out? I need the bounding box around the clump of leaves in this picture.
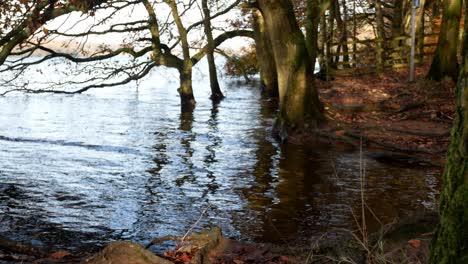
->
[223,45,258,77]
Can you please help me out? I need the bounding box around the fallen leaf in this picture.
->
[178,252,191,262]
[233,259,245,264]
[49,250,70,259]
[408,239,421,248]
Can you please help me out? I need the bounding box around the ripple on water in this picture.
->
[0,77,441,254]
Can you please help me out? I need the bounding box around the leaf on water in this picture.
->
[49,250,70,259]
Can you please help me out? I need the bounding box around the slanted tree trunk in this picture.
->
[429,19,468,261]
[202,0,224,101]
[252,10,279,98]
[257,0,324,132]
[427,0,462,81]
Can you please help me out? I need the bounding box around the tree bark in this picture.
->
[393,0,404,37]
[306,0,321,70]
[427,0,462,81]
[179,63,196,112]
[202,0,224,101]
[333,0,349,66]
[257,0,324,131]
[165,0,196,110]
[252,10,279,98]
[429,6,468,260]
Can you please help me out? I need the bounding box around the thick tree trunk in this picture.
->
[202,0,224,101]
[429,44,468,263]
[257,0,324,131]
[252,10,279,98]
[178,63,196,112]
[427,0,462,81]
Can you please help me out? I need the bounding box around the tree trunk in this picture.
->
[427,0,462,81]
[252,10,279,98]
[179,63,196,112]
[374,0,386,39]
[202,0,224,101]
[257,0,324,131]
[166,0,196,110]
[374,0,386,71]
[327,4,336,68]
[352,0,357,66]
[429,30,468,263]
[306,0,321,71]
[339,0,350,66]
[393,0,404,37]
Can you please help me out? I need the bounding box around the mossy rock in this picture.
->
[189,227,222,264]
[84,241,173,264]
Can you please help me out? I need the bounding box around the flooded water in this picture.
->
[0,68,440,256]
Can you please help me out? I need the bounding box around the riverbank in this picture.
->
[2,212,436,264]
[290,64,454,168]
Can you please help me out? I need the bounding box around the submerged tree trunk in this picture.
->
[429,28,468,262]
[166,0,196,110]
[202,0,224,101]
[257,0,324,132]
[252,10,279,98]
[179,62,196,111]
[427,0,462,81]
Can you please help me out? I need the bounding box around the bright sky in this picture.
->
[44,1,252,53]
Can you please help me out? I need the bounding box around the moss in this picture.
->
[429,61,468,263]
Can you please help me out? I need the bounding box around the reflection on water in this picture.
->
[0,73,440,254]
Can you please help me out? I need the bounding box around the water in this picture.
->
[0,68,440,256]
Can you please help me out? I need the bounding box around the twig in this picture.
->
[182,204,211,241]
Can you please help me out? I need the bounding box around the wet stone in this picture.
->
[84,241,173,264]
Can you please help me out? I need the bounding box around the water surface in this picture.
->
[0,69,440,255]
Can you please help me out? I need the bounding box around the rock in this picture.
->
[189,227,222,264]
[84,241,173,264]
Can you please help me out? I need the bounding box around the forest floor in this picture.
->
[302,63,455,168]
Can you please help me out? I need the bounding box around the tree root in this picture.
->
[344,131,444,155]
[360,125,450,137]
[393,101,426,114]
[313,128,445,167]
